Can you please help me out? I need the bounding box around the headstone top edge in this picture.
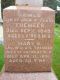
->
[3,6,55,12]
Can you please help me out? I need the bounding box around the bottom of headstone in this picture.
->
[0,72,57,80]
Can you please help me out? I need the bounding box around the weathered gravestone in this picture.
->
[3,6,55,72]
[15,0,43,7]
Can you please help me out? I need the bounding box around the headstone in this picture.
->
[1,72,57,80]
[15,0,43,7]
[3,6,55,72]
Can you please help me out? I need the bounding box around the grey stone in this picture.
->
[0,72,57,80]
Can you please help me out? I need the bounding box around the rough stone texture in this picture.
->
[3,6,55,72]
[0,72,57,80]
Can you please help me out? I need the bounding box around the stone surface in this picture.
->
[15,0,43,7]
[3,6,55,72]
[0,72,57,80]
